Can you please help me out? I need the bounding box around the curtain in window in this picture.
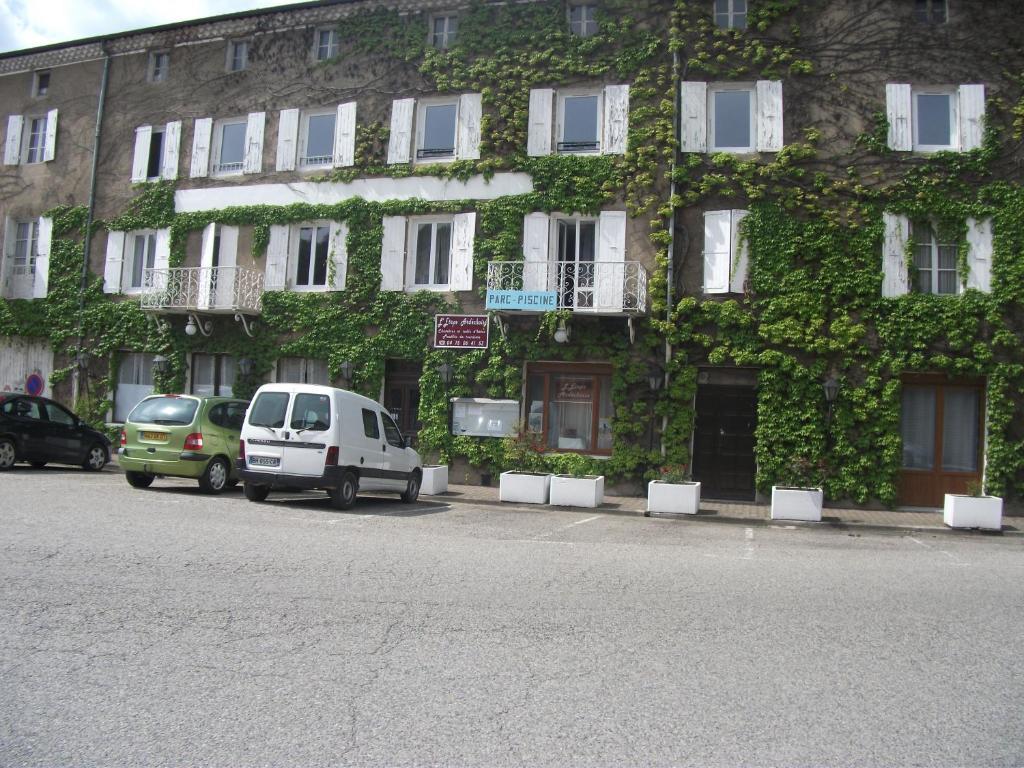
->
[942,388,979,472]
[901,386,935,469]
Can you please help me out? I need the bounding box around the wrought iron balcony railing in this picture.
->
[140,266,264,314]
[486,260,648,315]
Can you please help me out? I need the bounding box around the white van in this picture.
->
[237,383,423,509]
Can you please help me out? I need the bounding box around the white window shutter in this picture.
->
[527,89,554,157]
[264,225,290,291]
[154,229,171,272]
[191,117,213,178]
[4,115,23,166]
[596,210,627,310]
[882,212,910,297]
[276,108,300,172]
[450,212,476,291]
[131,126,152,182]
[243,111,265,174]
[680,82,708,153]
[43,109,58,162]
[755,81,783,152]
[32,216,52,299]
[1,218,13,293]
[965,217,992,293]
[602,85,629,155]
[334,102,357,168]
[729,210,750,293]
[380,216,407,291]
[162,121,181,180]
[387,99,415,164]
[703,211,731,294]
[522,212,550,291]
[103,231,126,294]
[214,225,239,308]
[330,221,348,290]
[886,84,912,152]
[218,226,238,269]
[959,84,985,152]
[456,93,482,161]
[198,223,217,309]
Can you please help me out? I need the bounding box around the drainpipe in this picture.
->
[72,47,111,406]
[661,48,682,458]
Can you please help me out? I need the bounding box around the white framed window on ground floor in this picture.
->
[190,353,236,397]
[115,352,155,422]
[525,362,613,454]
[276,357,329,385]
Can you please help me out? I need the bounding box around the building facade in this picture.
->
[1,0,1022,507]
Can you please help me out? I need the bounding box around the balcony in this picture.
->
[139,266,264,315]
[486,260,648,315]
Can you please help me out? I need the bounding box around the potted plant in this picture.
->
[550,470,605,508]
[944,481,1003,530]
[770,456,824,522]
[646,464,700,516]
[420,464,448,495]
[499,427,552,504]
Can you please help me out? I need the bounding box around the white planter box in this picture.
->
[771,486,823,522]
[549,475,605,508]
[647,480,701,515]
[420,465,448,496]
[943,494,1003,531]
[499,471,551,504]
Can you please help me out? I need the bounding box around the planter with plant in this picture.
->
[498,427,552,504]
[646,464,700,516]
[550,470,605,509]
[943,481,1003,531]
[770,456,825,522]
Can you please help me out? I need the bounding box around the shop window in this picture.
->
[526,364,613,454]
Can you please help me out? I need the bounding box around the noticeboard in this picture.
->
[450,397,520,438]
[434,314,490,349]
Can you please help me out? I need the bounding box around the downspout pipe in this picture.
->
[72,48,111,406]
[661,47,682,458]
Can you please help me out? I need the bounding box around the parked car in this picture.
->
[119,394,249,494]
[0,393,111,472]
[238,383,422,509]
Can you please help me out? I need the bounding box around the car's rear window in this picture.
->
[249,392,289,428]
[127,397,199,425]
[291,393,331,431]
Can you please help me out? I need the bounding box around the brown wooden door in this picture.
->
[899,377,984,508]
[384,360,422,444]
[692,384,757,501]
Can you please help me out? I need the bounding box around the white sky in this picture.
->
[0,0,311,53]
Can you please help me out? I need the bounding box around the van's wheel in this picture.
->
[125,471,154,488]
[400,471,421,504]
[82,444,108,472]
[199,457,230,494]
[243,482,270,502]
[330,471,358,510]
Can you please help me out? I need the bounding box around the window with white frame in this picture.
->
[710,85,755,152]
[680,81,783,154]
[191,353,236,397]
[149,52,169,83]
[227,40,249,72]
[115,353,154,422]
[277,357,329,385]
[714,0,747,29]
[299,110,336,168]
[2,219,39,298]
[886,84,984,153]
[557,92,601,153]
[212,117,247,174]
[24,116,47,164]
[33,71,50,98]
[554,217,597,308]
[528,86,628,157]
[703,209,749,294]
[123,231,157,293]
[315,28,339,61]
[430,14,458,48]
[912,89,956,151]
[912,221,959,295]
[388,94,481,164]
[409,219,453,290]
[914,0,947,23]
[292,224,331,289]
[569,4,599,37]
[416,100,458,160]
[144,127,165,180]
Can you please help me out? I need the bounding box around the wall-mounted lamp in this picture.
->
[184,314,213,337]
[553,319,570,344]
[75,350,89,371]
[339,360,355,387]
[823,376,840,404]
[647,365,664,393]
[152,354,171,375]
[437,362,455,386]
[238,357,256,377]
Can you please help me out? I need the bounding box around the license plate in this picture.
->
[249,456,280,467]
[141,431,167,441]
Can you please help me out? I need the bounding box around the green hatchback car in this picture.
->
[119,394,249,494]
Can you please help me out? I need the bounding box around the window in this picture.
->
[557,93,601,153]
[416,101,458,160]
[209,401,247,431]
[191,353,236,397]
[249,392,289,428]
[315,28,339,61]
[123,231,157,293]
[227,40,249,72]
[362,409,380,439]
[680,81,782,154]
[44,402,76,426]
[293,224,331,289]
[526,363,613,454]
[703,210,749,294]
[912,221,959,295]
[382,412,404,448]
[212,118,247,174]
[299,110,336,168]
[149,52,169,83]
[568,4,598,37]
[714,0,747,29]
[914,0,947,23]
[277,357,329,385]
[430,14,458,48]
[554,217,597,308]
[710,86,754,152]
[4,397,41,420]
[290,393,331,431]
[409,219,453,289]
[12,220,39,281]
[25,116,47,164]
[145,128,165,180]
[913,89,955,151]
[115,353,155,423]
[887,84,983,153]
[33,71,50,98]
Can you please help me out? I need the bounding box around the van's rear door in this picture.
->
[244,390,290,471]
[280,391,332,477]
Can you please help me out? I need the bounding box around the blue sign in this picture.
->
[25,373,44,396]
[486,290,558,311]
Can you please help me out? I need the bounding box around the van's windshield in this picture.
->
[249,392,290,428]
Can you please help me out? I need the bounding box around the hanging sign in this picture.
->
[433,314,490,349]
[485,290,558,311]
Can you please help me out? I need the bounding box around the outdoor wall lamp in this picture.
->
[437,362,455,386]
[238,357,256,377]
[339,360,355,386]
[152,354,171,375]
[823,376,841,403]
[185,313,212,337]
[553,319,570,344]
[647,365,664,393]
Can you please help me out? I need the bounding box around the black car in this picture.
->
[0,393,111,472]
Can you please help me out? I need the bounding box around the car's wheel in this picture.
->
[243,482,270,502]
[199,457,230,494]
[0,438,16,471]
[400,471,421,504]
[82,444,108,472]
[125,471,154,488]
[330,471,358,510]
[30,461,47,469]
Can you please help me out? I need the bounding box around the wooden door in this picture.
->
[384,360,422,444]
[692,384,757,501]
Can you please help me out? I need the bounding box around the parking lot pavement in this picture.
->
[2,467,1023,767]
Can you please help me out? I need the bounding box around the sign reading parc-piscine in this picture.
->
[485,290,559,311]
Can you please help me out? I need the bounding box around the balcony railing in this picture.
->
[486,260,648,315]
[140,266,264,314]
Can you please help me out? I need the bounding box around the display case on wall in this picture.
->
[449,398,520,438]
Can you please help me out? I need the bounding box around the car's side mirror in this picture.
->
[403,436,412,449]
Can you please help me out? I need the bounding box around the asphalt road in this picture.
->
[2,467,1023,767]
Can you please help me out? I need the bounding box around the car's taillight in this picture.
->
[238,439,246,460]
[120,430,126,447]
[183,433,204,451]
[326,446,339,466]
